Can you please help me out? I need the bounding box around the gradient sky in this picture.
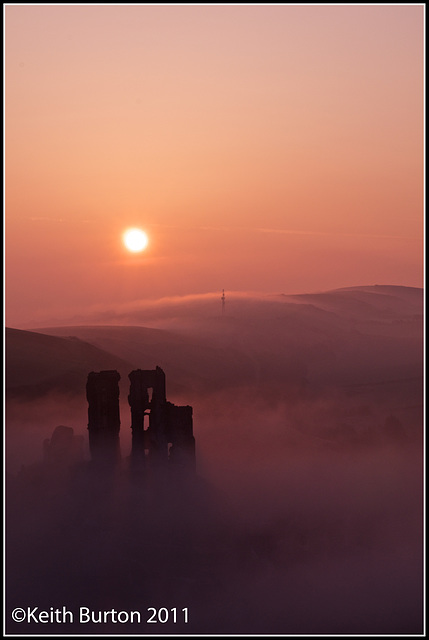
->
[5,4,424,327]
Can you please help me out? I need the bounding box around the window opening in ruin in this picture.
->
[143,410,151,430]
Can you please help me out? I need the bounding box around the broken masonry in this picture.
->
[86,368,195,471]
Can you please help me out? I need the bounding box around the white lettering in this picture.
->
[79,607,90,623]
[27,607,39,623]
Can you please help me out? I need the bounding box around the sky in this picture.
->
[5,4,424,328]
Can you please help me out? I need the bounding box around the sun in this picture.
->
[123,228,149,253]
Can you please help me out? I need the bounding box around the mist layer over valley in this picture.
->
[6,286,423,634]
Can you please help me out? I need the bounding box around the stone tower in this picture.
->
[128,367,196,472]
[86,370,121,464]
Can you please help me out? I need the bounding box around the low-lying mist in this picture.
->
[6,379,423,634]
[6,286,423,634]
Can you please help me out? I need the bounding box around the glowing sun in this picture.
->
[123,228,149,253]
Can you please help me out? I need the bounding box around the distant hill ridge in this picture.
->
[6,285,423,400]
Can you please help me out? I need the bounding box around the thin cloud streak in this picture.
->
[254,228,421,241]
[150,222,420,241]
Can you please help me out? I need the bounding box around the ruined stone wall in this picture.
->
[86,370,121,464]
[86,367,195,474]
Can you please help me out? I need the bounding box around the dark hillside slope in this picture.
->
[6,328,135,399]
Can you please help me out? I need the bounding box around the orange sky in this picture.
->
[5,4,424,327]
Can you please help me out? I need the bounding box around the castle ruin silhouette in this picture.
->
[86,367,195,473]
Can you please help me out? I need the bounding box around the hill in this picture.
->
[5,327,135,399]
[6,285,423,467]
[29,284,422,395]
